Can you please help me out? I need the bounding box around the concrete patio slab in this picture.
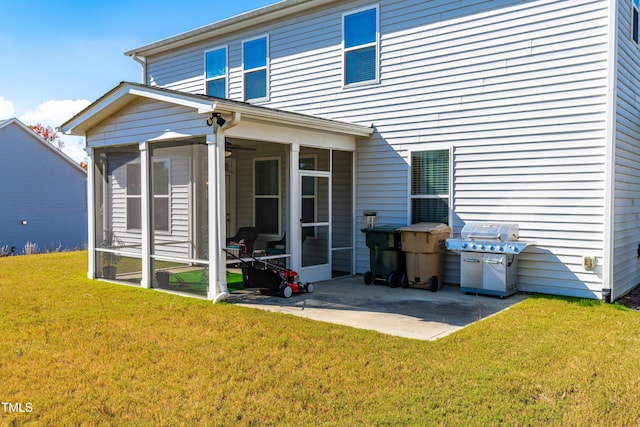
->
[228,275,528,341]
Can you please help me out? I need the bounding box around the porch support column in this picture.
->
[289,143,301,275]
[139,141,151,289]
[207,127,229,302]
[86,147,95,279]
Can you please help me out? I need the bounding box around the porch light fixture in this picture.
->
[206,112,226,127]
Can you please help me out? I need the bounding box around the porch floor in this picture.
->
[227,275,528,341]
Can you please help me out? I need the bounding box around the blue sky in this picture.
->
[0,0,279,161]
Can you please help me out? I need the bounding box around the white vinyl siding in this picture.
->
[612,0,640,299]
[141,0,612,298]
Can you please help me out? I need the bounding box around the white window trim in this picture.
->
[342,4,380,88]
[253,156,280,236]
[204,45,228,98]
[242,34,270,102]
[633,0,639,44]
[407,146,452,225]
[300,154,318,239]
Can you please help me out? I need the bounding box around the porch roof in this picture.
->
[59,81,373,138]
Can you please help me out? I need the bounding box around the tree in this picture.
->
[29,123,64,149]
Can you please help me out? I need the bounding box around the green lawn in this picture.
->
[2,251,640,426]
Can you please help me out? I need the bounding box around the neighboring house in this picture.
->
[0,118,87,253]
[61,0,640,301]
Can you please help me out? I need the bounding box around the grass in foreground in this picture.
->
[1,251,640,426]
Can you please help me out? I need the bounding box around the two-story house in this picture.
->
[61,0,640,302]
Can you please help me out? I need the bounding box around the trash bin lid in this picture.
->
[399,222,451,234]
[361,224,407,233]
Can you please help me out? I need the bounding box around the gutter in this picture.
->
[129,53,147,84]
[602,0,618,302]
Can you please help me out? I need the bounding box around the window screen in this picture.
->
[344,7,378,85]
[205,47,227,98]
[410,150,449,224]
[243,37,268,100]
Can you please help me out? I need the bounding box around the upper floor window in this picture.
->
[343,6,379,86]
[243,36,268,101]
[633,0,639,44]
[410,150,450,225]
[205,46,227,98]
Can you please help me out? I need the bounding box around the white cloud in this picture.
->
[0,96,15,119]
[21,99,90,127]
[20,99,91,163]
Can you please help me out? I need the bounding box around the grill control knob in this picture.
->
[499,246,504,252]
[461,243,467,249]
[479,244,485,250]
[489,246,495,251]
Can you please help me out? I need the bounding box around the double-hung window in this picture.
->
[126,161,170,232]
[633,0,639,44]
[343,6,379,86]
[410,150,450,224]
[205,46,227,98]
[243,36,268,101]
[254,158,279,234]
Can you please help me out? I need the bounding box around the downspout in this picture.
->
[129,53,147,84]
[212,112,241,303]
[603,0,618,302]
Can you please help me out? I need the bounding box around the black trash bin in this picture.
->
[361,224,406,287]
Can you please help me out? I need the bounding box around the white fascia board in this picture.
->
[60,83,216,136]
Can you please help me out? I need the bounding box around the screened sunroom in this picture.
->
[61,82,372,301]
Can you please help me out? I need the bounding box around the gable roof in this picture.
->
[124,0,337,58]
[0,118,87,174]
[59,81,373,138]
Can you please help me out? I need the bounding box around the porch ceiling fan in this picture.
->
[225,139,256,157]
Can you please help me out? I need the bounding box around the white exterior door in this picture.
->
[299,171,331,282]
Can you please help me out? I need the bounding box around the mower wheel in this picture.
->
[282,285,293,298]
[364,271,373,285]
[306,283,315,293]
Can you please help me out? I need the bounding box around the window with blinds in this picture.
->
[343,6,378,85]
[410,150,450,224]
[205,46,227,98]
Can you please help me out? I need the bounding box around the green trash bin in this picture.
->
[361,224,407,287]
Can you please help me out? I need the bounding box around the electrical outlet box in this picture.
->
[583,255,596,270]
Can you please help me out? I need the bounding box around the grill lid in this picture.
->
[460,222,519,242]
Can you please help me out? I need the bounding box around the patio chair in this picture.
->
[227,227,260,254]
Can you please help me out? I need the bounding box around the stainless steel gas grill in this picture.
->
[445,222,531,298]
